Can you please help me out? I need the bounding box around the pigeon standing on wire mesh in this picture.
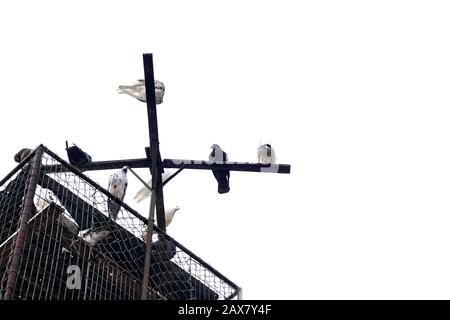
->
[107,167,128,221]
[133,170,173,203]
[65,141,92,166]
[257,143,276,164]
[117,79,165,104]
[33,185,80,235]
[14,148,33,163]
[78,228,111,246]
[209,144,230,194]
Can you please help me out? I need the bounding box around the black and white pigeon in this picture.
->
[78,228,111,246]
[133,170,173,203]
[257,143,276,164]
[65,141,92,166]
[14,148,33,163]
[33,185,80,235]
[107,166,128,221]
[209,144,230,194]
[117,79,165,104]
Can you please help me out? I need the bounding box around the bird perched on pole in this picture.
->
[209,144,230,194]
[65,141,92,167]
[257,143,276,164]
[107,166,128,221]
[133,170,173,203]
[14,148,33,163]
[140,206,181,240]
[117,79,165,104]
[165,206,181,227]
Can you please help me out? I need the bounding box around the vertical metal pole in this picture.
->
[4,145,44,300]
[140,146,158,300]
[141,53,165,299]
[143,53,167,232]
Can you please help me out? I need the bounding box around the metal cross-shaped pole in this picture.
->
[143,53,167,232]
[40,53,291,300]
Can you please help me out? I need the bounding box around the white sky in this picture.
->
[1,1,450,299]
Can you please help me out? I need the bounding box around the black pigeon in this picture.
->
[65,141,92,166]
[209,144,230,194]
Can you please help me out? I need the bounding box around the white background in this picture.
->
[1,1,450,299]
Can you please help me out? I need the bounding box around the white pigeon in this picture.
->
[78,228,111,246]
[33,185,79,235]
[257,144,276,164]
[133,170,173,203]
[141,206,181,240]
[107,167,128,221]
[165,206,181,227]
[117,79,165,104]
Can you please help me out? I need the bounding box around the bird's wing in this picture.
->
[118,83,142,90]
[80,230,111,246]
[165,210,174,227]
[223,150,228,163]
[120,181,128,201]
[34,186,62,210]
[78,228,91,238]
[133,171,171,203]
[117,87,146,102]
[107,175,113,193]
[257,147,263,162]
[57,211,79,235]
[134,179,152,203]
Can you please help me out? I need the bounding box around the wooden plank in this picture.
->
[163,159,291,174]
[42,157,291,174]
[41,158,150,173]
[143,54,166,232]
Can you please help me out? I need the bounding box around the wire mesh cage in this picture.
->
[0,146,240,300]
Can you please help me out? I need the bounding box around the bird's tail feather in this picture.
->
[107,198,120,221]
[218,178,230,194]
[134,179,152,203]
[134,187,151,203]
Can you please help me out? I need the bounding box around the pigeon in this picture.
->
[209,144,230,194]
[14,148,33,163]
[133,170,173,203]
[107,166,128,221]
[33,185,79,235]
[78,228,111,246]
[165,206,181,227]
[140,206,181,240]
[65,141,92,166]
[257,143,276,164]
[117,79,165,104]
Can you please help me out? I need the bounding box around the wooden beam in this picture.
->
[141,53,165,300]
[41,158,149,173]
[143,54,166,232]
[42,157,291,174]
[163,159,291,174]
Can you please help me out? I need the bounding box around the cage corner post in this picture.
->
[3,145,44,300]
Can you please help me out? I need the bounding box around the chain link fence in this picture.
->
[0,146,240,300]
